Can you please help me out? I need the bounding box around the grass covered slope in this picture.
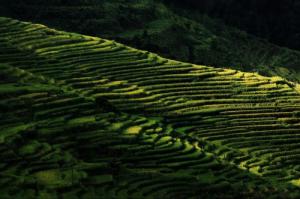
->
[2,0,300,81]
[1,17,300,198]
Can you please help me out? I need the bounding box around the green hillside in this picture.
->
[2,17,300,198]
[2,0,300,81]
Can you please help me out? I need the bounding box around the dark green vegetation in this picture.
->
[2,0,300,81]
[2,17,300,198]
[164,0,300,51]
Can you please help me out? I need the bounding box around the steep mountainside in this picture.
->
[2,17,300,198]
[2,0,300,81]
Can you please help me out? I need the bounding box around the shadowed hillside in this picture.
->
[164,0,300,51]
[2,0,300,82]
[1,17,300,198]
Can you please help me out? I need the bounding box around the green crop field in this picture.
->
[2,0,300,83]
[1,17,300,198]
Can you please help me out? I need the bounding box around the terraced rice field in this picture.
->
[1,17,300,198]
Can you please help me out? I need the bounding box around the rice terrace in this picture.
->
[1,1,300,198]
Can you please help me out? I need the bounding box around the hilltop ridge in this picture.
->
[2,0,300,82]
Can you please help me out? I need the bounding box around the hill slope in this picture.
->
[1,17,300,198]
[2,0,300,81]
[163,0,300,51]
